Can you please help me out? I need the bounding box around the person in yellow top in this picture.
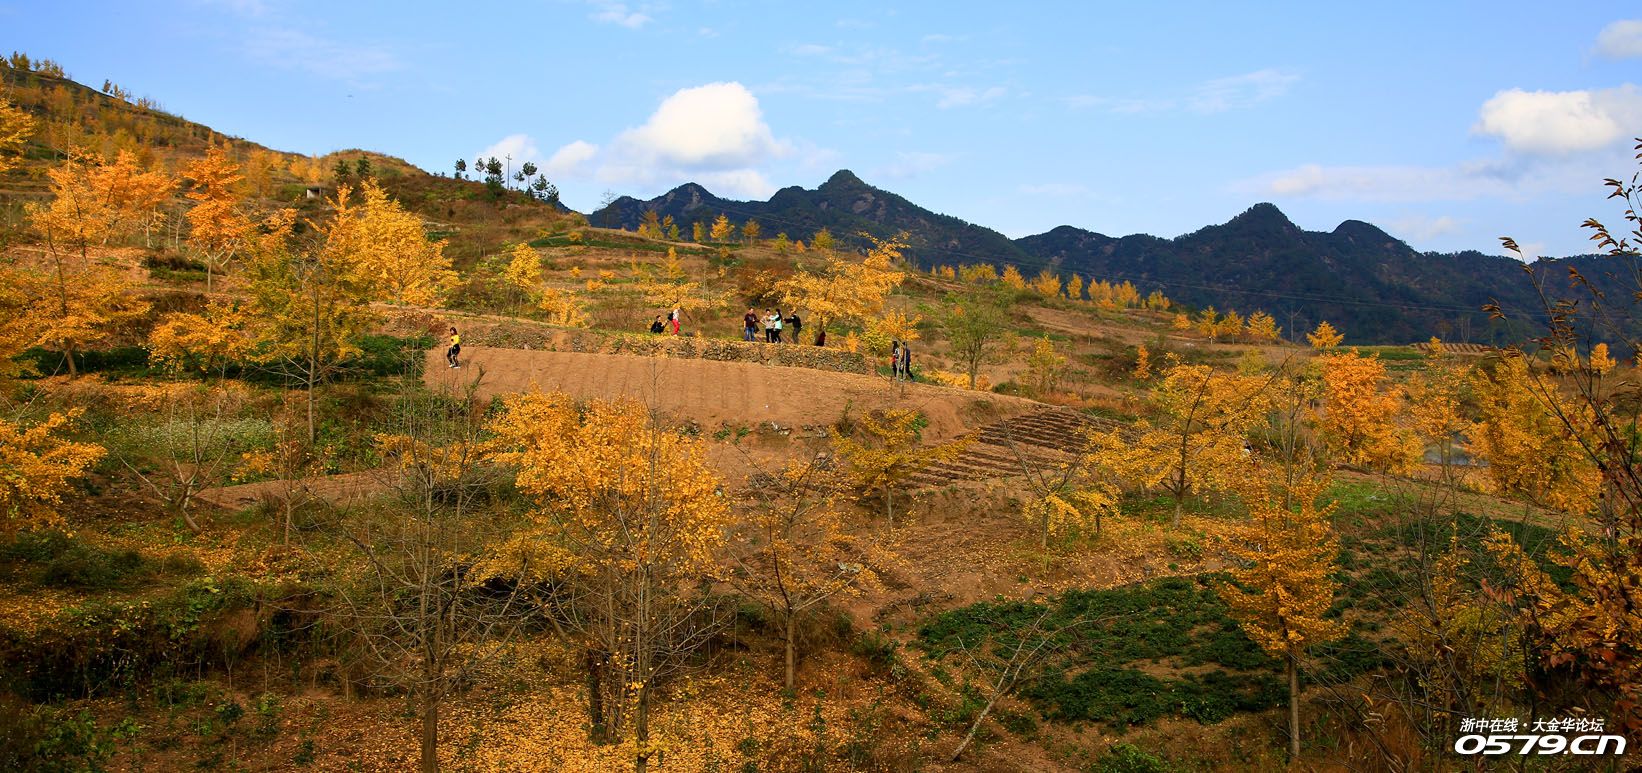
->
[446,326,461,368]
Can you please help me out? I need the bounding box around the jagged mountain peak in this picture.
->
[1224,202,1296,229]
[820,169,867,189]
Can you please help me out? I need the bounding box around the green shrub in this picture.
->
[1092,743,1177,773]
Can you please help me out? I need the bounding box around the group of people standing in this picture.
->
[743,308,805,344]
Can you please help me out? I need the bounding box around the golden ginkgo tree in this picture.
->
[484,392,730,773]
[25,152,154,377]
[0,410,105,534]
[830,408,966,528]
[1089,359,1268,528]
[1217,466,1345,762]
[246,201,376,444]
[777,233,907,345]
[1469,353,1599,515]
[337,180,455,306]
[1314,348,1421,473]
[727,453,879,690]
[0,96,35,173]
[147,299,254,378]
[183,145,251,291]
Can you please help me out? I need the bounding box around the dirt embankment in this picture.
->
[425,346,1040,446]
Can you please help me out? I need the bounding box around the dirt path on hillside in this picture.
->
[194,471,384,512]
[425,347,1040,445]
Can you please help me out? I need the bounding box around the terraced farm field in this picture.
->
[906,408,1117,489]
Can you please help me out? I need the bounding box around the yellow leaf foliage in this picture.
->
[335,180,454,306]
[537,286,590,327]
[1590,342,1616,376]
[1246,310,1280,342]
[1306,320,1342,350]
[23,154,153,374]
[1217,468,1346,659]
[1066,273,1085,301]
[830,409,966,522]
[709,213,735,242]
[183,145,250,287]
[1000,264,1026,290]
[1469,354,1599,513]
[146,299,253,374]
[776,233,906,337]
[0,410,105,534]
[1315,350,1421,472]
[0,96,36,173]
[1026,335,1068,396]
[1089,361,1267,525]
[1030,269,1062,297]
[484,392,730,578]
[502,243,543,294]
[958,263,998,284]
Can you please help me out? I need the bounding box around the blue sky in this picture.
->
[5,1,1641,257]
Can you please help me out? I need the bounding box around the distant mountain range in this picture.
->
[592,171,1633,345]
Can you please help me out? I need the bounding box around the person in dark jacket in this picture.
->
[786,311,803,345]
[900,339,913,381]
[742,308,758,341]
[649,316,665,334]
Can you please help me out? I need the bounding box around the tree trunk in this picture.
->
[420,691,439,773]
[1287,653,1300,761]
[584,648,607,744]
[950,683,1004,762]
[784,615,797,691]
[64,346,77,378]
[634,684,651,773]
[1171,495,1183,530]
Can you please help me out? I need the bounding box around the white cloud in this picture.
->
[1250,160,1508,201]
[1019,182,1090,196]
[474,134,543,167]
[1595,19,1642,59]
[924,85,1006,109]
[544,140,599,177]
[1240,153,1611,203]
[1473,85,1642,155]
[538,82,790,199]
[874,151,952,180]
[1387,214,1463,241]
[787,43,834,56]
[1243,81,1640,205]
[1066,68,1298,115]
[610,82,786,169]
[197,0,270,16]
[1189,69,1300,113]
[241,26,400,82]
[587,1,651,28]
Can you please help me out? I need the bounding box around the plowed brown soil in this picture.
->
[424,346,1038,445]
